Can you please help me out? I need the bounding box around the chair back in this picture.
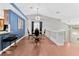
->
[35,28,39,36]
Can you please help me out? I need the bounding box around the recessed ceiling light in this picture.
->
[30,6,33,9]
[56,11,60,14]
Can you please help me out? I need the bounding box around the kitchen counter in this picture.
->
[0,31,10,35]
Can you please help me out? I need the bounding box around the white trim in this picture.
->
[0,35,27,54]
[46,29,70,33]
[25,20,28,36]
[49,36,64,46]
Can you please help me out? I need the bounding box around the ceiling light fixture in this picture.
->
[35,8,40,20]
[56,11,60,14]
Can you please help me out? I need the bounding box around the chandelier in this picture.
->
[35,8,40,20]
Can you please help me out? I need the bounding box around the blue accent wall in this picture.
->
[9,10,18,34]
[9,10,25,38]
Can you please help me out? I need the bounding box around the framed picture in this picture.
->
[18,17,23,30]
[0,19,4,31]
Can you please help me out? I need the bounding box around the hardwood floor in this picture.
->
[2,35,79,56]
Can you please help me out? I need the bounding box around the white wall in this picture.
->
[43,18,69,45]
[0,3,9,18]
[26,18,32,35]
[27,15,69,31]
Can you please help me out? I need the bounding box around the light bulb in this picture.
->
[35,16,40,20]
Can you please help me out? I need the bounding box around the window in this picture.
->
[34,22,40,30]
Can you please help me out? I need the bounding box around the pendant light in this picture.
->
[35,8,40,20]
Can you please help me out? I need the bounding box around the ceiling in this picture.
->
[9,3,79,25]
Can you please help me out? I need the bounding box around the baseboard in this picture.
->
[0,35,27,54]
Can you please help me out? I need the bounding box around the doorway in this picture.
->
[31,21,42,34]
